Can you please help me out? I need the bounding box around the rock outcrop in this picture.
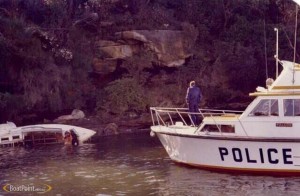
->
[117,30,192,66]
[53,109,85,123]
[102,122,119,135]
[93,29,196,73]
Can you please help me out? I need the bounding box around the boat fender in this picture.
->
[72,139,79,146]
[150,131,156,137]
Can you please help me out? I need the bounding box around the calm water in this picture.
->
[1,133,300,195]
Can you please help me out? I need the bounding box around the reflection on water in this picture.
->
[1,133,300,195]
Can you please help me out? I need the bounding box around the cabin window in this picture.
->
[249,99,278,116]
[12,136,20,140]
[284,99,300,116]
[201,125,235,133]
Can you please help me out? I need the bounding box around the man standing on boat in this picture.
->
[186,81,202,126]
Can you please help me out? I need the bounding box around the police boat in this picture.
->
[150,58,300,175]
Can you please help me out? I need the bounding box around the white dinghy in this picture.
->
[0,122,96,147]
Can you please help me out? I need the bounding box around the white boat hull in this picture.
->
[0,123,96,146]
[156,132,300,174]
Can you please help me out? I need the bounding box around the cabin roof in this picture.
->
[249,92,300,96]
[251,61,300,96]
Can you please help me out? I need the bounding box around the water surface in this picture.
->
[1,133,300,195]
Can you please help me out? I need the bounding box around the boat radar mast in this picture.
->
[274,27,279,78]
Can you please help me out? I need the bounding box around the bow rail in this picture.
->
[150,107,243,127]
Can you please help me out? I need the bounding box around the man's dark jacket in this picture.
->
[186,86,201,105]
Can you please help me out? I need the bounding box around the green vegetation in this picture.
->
[99,78,148,115]
[0,0,298,124]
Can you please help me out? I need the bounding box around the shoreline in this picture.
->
[56,115,152,137]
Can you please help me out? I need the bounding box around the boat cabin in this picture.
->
[198,60,300,138]
[0,126,64,147]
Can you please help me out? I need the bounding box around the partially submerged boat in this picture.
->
[0,122,96,147]
[150,59,300,175]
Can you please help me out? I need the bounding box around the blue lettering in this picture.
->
[267,148,279,164]
[259,148,264,163]
[219,147,228,161]
[282,148,293,164]
[245,148,257,163]
[232,148,243,162]
[218,147,293,165]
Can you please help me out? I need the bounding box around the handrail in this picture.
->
[167,112,173,125]
[150,108,155,126]
[175,108,189,126]
[150,107,243,115]
[150,107,247,135]
[152,108,242,115]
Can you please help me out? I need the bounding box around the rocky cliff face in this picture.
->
[0,0,296,128]
[93,29,196,73]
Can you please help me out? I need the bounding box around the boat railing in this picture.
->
[20,126,62,133]
[150,107,243,127]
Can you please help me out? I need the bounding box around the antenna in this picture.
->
[274,28,279,78]
[293,4,298,84]
[264,17,268,79]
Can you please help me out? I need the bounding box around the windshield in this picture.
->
[248,99,278,116]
